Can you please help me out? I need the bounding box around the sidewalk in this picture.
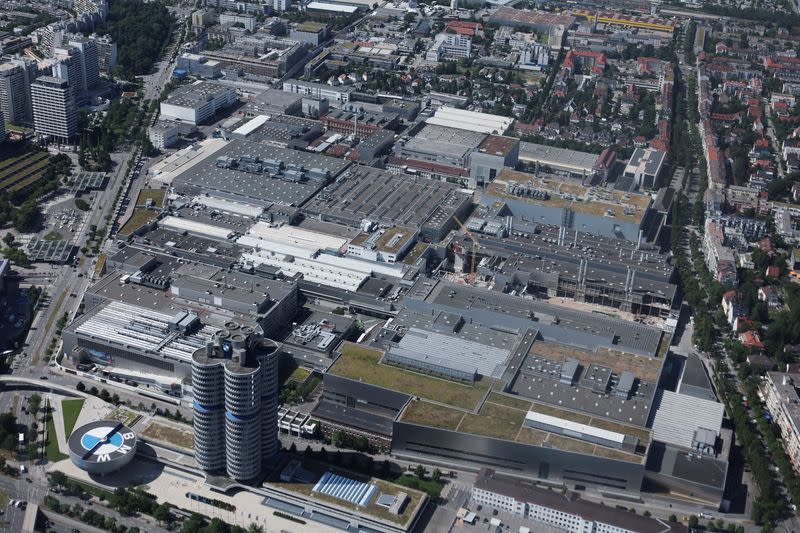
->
[47,395,69,456]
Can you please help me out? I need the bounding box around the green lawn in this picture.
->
[45,401,67,462]
[457,402,526,441]
[393,474,444,500]
[331,342,491,410]
[400,400,464,430]
[61,399,85,437]
[288,366,312,383]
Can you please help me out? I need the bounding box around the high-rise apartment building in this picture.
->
[191,322,280,481]
[86,33,116,75]
[53,47,86,105]
[68,37,100,90]
[31,76,77,142]
[0,59,35,126]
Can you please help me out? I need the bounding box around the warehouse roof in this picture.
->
[486,168,651,225]
[518,142,599,174]
[426,106,514,135]
[171,139,348,206]
[389,327,511,378]
[403,124,486,159]
[651,390,724,450]
[163,81,232,109]
[302,165,471,234]
[406,278,664,356]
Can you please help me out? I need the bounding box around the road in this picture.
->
[0,473,171,533]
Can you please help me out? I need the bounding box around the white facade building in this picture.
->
[148,122,181,149]
[282,79,353,104]
[472,468,681,533]
[219,12,257,31]
[426,33,472,62]
[31,75,77,142]
[761,372,800,473]
[159,81,236,125]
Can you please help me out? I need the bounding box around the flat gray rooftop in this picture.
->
[172,139,349,206]
[402,124,486,159]
[392,308,519,352]
[404,278,663,356]
[302,165,470,233]
[511,352,655,427]
[464,232,676,303]
[519,142,599,173]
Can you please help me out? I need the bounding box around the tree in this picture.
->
[688,515,699,528]
[431,468,441,482]
[28,394,41,415]
[13,200,41,232]
[76,381,86,392]
[247,524,265,533]
[414,464,425,480]
[669,514,677,522]
[49,470,68,487]
[74,198,90,211]
[153,502,173,525]
[2,233,14,247]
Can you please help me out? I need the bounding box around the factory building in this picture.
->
[160,81,236,124]
[63,250,299,385]
[518,142,601,179]
[623,147,667,190]
[176,53,222,79]
[482,169,653,242]
[471,468,687,533]
[451,227,677,317]
[469,135,520,188]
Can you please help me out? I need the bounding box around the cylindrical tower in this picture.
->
[258,337,280,463]
[191,321,281,482]
[191,335,226,473]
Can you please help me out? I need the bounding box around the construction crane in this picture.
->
[453,216,477,282]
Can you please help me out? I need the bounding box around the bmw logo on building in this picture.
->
[68,420,138,474]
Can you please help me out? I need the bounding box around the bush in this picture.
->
[74,198,91,211]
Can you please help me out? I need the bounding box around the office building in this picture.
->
[148,121,181,149]
[219,12,257,32]
[283,79,353,104]
[274,0,291,11]
[425,33,472,62]
[0,60,35,126]
[31,76,77,142]
[289,22,329,46]
[192,322,280,481]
